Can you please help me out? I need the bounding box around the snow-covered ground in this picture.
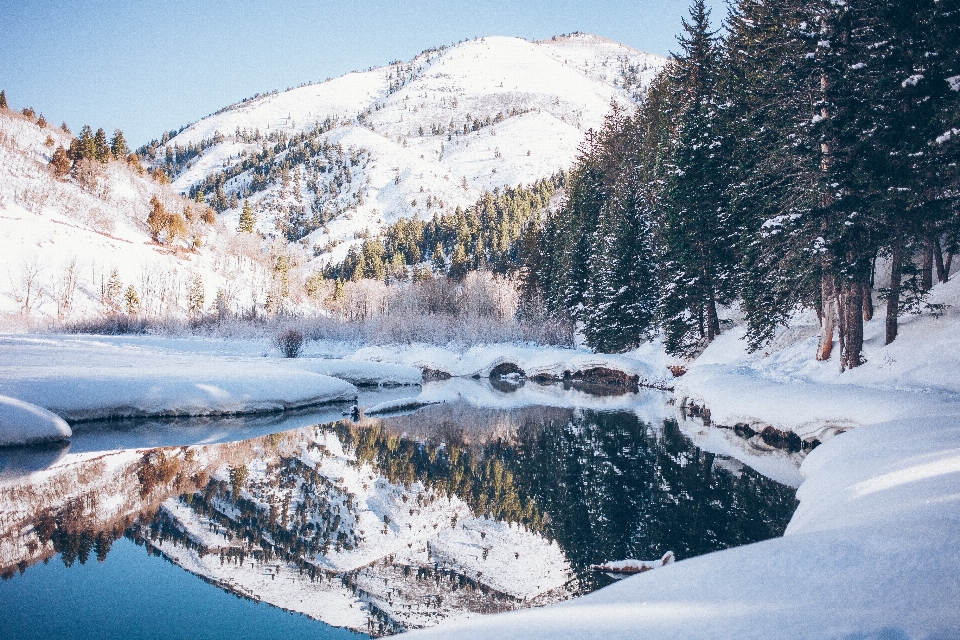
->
[398,276,960,638]
[676,275,960,442]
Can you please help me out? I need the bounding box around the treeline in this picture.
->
[0,89,143,178]
[327,176,561,282]
[523,0,960,365]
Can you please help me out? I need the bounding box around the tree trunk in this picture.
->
[817,272,837,361]
[885,237,904,345]
[944,250,953,282]
[862,281,873,322]
[839,280,865,370]
[705,294,720,342]
[934,236,947,284]
[921,236,934,292]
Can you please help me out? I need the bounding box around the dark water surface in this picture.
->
[0,384,798,637]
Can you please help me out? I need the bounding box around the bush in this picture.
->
[273,327,304,358]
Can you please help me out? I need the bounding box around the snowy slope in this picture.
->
[157,34,665,265]
[0,110,300,320]
[675,275,960,441]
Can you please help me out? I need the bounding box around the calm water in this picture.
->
[0,382,799,637]
[0,537,361,640]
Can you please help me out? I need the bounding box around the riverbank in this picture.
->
[404,415,960,639]
[398,281,960,638]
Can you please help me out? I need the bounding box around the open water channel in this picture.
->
[0,381,800,638]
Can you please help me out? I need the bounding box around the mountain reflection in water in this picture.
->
[0,399,798,636]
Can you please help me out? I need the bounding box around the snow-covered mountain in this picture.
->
[0,34,664,320]
[151,34,665,265]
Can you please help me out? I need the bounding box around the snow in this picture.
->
[0,334,357,422]
[0,110,283,320]
[675,276,960,441]
[0,394,71,446]
[591,551,674,574]
[364,396,439,416]
[406,416,960,640]
[285,356,422,387]
[348,342,667,384]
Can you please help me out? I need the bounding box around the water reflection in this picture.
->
[0,441,71,481]
[1,397,798,636]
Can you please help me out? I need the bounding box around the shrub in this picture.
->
[273,327,304,358]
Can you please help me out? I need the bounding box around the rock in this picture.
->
[421,368,452,381]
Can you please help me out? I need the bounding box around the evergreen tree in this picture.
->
[94,127,111,162]
[657,0,736,355]
[73,125,97,161]
[238,199,256,233]
[0,89,6,109]
[110,129,129,159]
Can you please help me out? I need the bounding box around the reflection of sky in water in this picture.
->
[0,537,363,640]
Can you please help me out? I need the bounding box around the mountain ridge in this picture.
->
[141,33,665,266]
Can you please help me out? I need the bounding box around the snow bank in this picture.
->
[407,417,960,639]
[287,358,421,387]
[0,395,71,446]
[364,396,439,416]
[675,277,960,440]
[349,343,671,385]
[0,336,357,421]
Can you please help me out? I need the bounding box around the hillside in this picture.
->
[0,109,294,321]
[144,34,665,266]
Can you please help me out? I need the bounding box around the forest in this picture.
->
[516,0,960,365]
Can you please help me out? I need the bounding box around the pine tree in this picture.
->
[110,129,129,159]
[94,127,111,162]
[657,0,736,355]
[0,89,7,110]
[238,200,256,233]
[124,285,140,314]
[50,146,71,178]
[188,275,205,314]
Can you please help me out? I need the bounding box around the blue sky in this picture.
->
[0,0,727,146]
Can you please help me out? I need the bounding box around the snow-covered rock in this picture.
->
[348,342,670,385]
[0,394,71,446]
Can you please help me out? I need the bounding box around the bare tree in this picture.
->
[10,257,44,316]
[50,258,78,319]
